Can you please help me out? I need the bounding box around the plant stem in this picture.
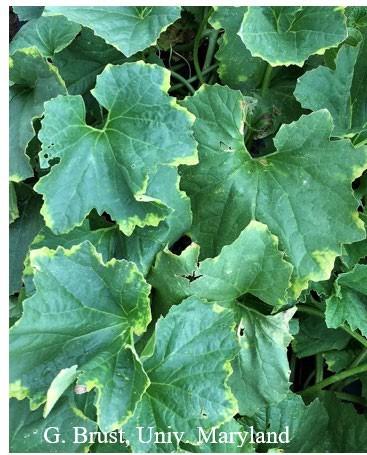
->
[170,70,196,95]
[315,354,324,383]
[332,348,367,391]
[303,370,315,389]
[297,305,367,348]
[335,392,367,406]
[203,29,219,71]
[350,348,367,368]
[169,63,218,92]
[301,364,367,396]
[193,7,212,86]
[261,63,273,96]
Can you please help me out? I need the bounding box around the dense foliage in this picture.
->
[9,6,367,453]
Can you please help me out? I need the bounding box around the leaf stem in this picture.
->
[332,348,367,391]
[334,391,367,407]
[170,70,196,95]
[261,63,273,96]
[315,353,324,383]
[350,348,367,368]
[169,64,218,92]
[301,364,367,396]
[296,305,367,348]
[193,7,212,86]
[203,29,219,71]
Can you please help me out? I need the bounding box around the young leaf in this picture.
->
[44,6,181,57]
[35,62,197,235]
[181,84,367,296]
[10,241,151,432]
[239,7,347,67]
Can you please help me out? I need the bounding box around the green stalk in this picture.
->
[261,63,273,96]
[350,348,367,368]
[332,348,367,391]
[315,354,324,383]
[170,70,196,95]
[169,63,218,92]
[301,364,367,396]
[335,392,367,406]
[193,7,212,86]
[297,305,367,348]
[203,29,219,71]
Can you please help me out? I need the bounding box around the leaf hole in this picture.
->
[219,141,233,153]
[169,235,192,255]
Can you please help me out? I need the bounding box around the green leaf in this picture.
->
[181,419,255,453]
[10,241,151,432]
[53,27,126,95]
[35,62,197,235]
[9,182,19,224]
[323,348,359,373]
[13,6,44,21]
[318,392,367,451]
[10,395,97,453]
[124,297,239,452]
[9,48,66,182]
[120,165,192,276]
[294,28,367,137]
[191,220,292,307]
[239,7,347,67]
[292,315,350,357]
[209,7,266,90]
[31,220,121,262]
[44,6,181,57]
[9,184,44,295]
[10,16,81,57]
[181,84,367,296]
[341,214,367,268]
[149,242,200,314]
[326,264,367,337]
[149,220,292,317]
[230,306,295,416]
[243,393,329,452]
